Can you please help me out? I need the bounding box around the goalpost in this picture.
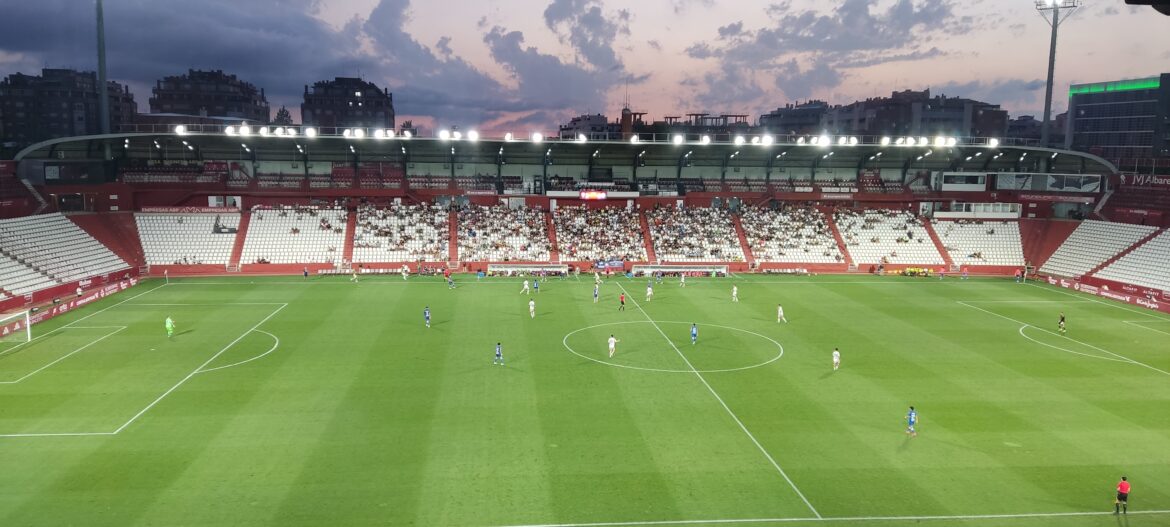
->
[0,310,32,347]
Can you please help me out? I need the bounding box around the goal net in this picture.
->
[0,310,32,347]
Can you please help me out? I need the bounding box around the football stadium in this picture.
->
[3,1,1170,526]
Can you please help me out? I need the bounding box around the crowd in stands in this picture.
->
[458,205,550,261]
[242,205,347,264]
[740,205,843,263]
[353,203,449,261]
[646,206,744,262]
[553,205,646,262]
[935,219,1024,266]
[834,208,944,265]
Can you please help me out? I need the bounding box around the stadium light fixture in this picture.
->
[304,127,317,138]
[797,136,806,145]
[372,129,385,139]
[224,125,237,136]
[880,136,891,146]
[531,132,544,143]
[468,130,479,142]
[762,135,774,146]
[273,127,285,137]
[187,144,194,151]
[438,129,451,141]
[849,136,859,146]
[354,129,366,139]
[638,150,646,157]
[241,143,250,152]
[734,135,746,146]
[342,129,353,138]
[153,140,161,149]
[906,137,917,146]
[819,135,831,147]
[286,128,297,138]
[933,136,946,147]
[350,145,356,153]
[837,136,847,146]
[173,125,187,135]
[630,134,640,143]
[750,136,761,145]
[700,135,711,145]
[918,137,929,147]
[672,134,685,145]
[504,132,514,142]
[946,137,958,147]
[894,137,905,146]
[576,133,587,143]
[401,130,412,139]
[684,150,693,158]
[239,125,252,136]
[1051,152,1058,159]
[259,127,270,137]
[593,149,600,157]
[452,131,463,140]
[988,138,1000,148]
[923,150,933,157]
[730,150,739,159]
[916,155,924,161]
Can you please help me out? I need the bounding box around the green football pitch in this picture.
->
[1,274,1168,526]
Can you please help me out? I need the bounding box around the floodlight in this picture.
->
[468,130,479,142]
[630,134,640,143]
[672,134,684,145]
[918,137,929,147]
[401,130,412,139]
[304,127,317,138]
[174,125,187,135]
[934,136,945,147]
[224,126,237,136]
[373,129,385,139]
[273,127,285,137]
[797,136,806,145]
[837,136,847,146]
[286,128,297,137]
[454,131,464,140]
[849,137,859,146]
[576,133,586,143]
[905,137,916,146]
[239,125,252,136]
[762,135,774,145]
[700,135,711,145]
[342,129,353,138]
[504,132,514,142]
[259,127,270,137]
[532,132,544,143]
[880,136,891,146]
[734,135,746,145]
[750,136,761,144]
[946,137,958,147]
[438,129,451,140]
[353,129,366,139]
[988,138,1000,148]
[818,135,830,147]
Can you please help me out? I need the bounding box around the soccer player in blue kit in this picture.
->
[424,306,431,328]
[691,323,698,345]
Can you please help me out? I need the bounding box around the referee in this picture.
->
[1115,476,1130,515]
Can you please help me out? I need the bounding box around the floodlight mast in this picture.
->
[1035,0,1080,148]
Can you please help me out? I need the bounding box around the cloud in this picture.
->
[671,0,714,15]
[435,36,454,58]
[932,78,1046,107]
[684,0,963,107]
[647,40,662,52]
[543,0,631,72]
[717,21,743,38]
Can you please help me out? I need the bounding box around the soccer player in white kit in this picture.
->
[777,303,787,323]
[732,285,739,302]
[608,335,620,357]
[832,348,841,370]
[529,299,536,318]
[680,274,686,287]
[401,265,409,281]
[520,279,530,295]
[646,282,654,301]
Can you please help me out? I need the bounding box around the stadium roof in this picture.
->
[14,125,1117,176]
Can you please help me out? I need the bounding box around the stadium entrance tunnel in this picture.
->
[562,320,783,373]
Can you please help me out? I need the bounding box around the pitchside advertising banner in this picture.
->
[594,260,624,269]
[1044,275,1170,314]
[0,278,140,338]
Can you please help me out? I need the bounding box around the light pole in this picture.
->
[1035,0,1080,148]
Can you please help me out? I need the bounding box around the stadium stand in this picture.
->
[0,213,130,283]
[352,203,449,262]
[240,206,347,264]
[646,206,744,262]
[458,205,551,261]
[135,213,241,265]
[934,220,1024,267]
[740,205,843,263]
[1039,220,1158,278]
[1093,229,1170,291]
[0,253,56,295]
[553,205,647,262]
[834,209,945,265]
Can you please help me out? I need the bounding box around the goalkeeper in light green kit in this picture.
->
[165,316,175,339]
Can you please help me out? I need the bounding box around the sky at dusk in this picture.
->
[1,0,1167,133]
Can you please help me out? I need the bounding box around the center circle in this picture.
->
[562,320,784,373]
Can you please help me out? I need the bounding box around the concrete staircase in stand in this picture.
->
[638,209,657,262]
[545,211,560,263]
[822,208,855,270]
[343,211,357,264]
[922,221,956,270]
[227,212,252,269]
[730,214,755,267]
[1085,227,1165,278]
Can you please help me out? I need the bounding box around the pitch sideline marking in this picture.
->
[1123,320,1170,337]
[1025,282,1170,321]
[0,326,128,384]
[111,303,288,434]
[196,330,281,373]
[957,301,1170,377]
[561,321,784,373]
[492,509,1170,527]
[616,283,822,519]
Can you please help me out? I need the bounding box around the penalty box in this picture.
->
[0,302,285,438]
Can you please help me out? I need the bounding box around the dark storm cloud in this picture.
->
[686,0,963,107]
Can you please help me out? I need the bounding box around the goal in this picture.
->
[0,310,32,346]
